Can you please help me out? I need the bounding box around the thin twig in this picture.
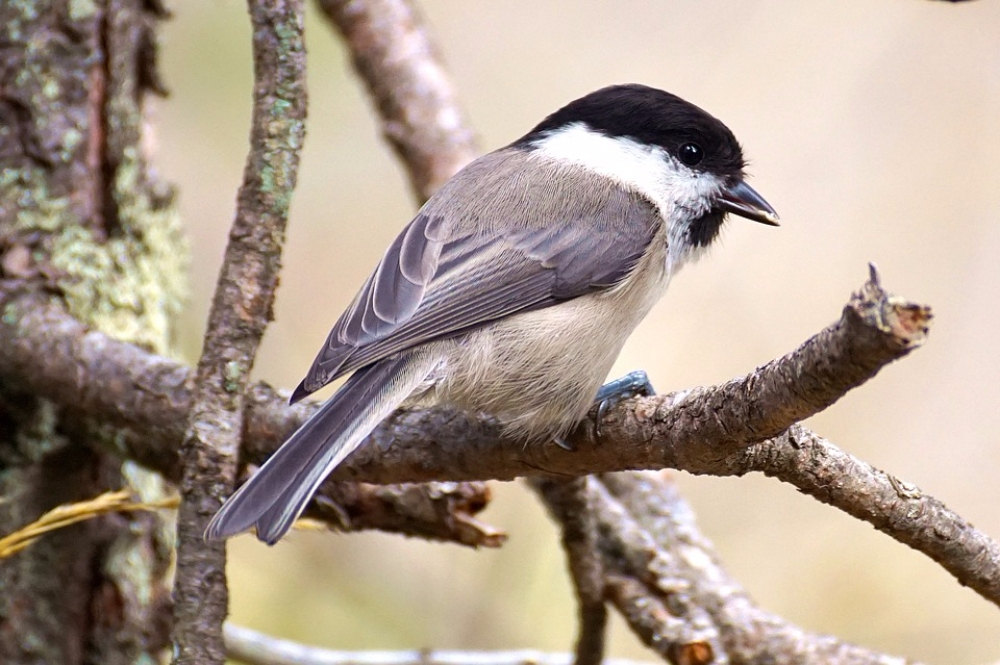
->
[171,1,307,662]
[531,478,608,665]
[316,0,479,203]
[224,623,658,665]
[710,425,1000,606]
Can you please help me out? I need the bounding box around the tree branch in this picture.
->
[224,623,657,665]
[532,478,609,665]
[320,266,932,485]
[593,472,918,664]
[8,263,997,602]
[316,0,479,202]
[707,425,1000,606]
[6,260,998,618]
[0,265,932,481]
[171,1,307,663]
[0,287,503,548]
[570,481,725,662]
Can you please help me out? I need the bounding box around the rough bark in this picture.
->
[0,289,503,548]
[0,1,178,663]
[171,1,307,661]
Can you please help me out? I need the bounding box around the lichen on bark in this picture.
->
[47,148,188,353]
[0,0,181,662]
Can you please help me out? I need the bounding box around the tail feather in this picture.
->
[205,352,435,544]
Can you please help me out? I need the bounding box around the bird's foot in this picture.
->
[592,370,656,437]
[553,435,575,451]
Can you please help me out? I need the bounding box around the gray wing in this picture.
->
[291,185,661,402]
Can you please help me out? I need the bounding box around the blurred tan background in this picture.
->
[156,1,1000,662]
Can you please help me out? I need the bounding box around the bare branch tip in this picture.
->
[867,261,881,286]
[858,262,888,303]
[891,294,933,330]
[453,513,509,548]
[846,264,933,350]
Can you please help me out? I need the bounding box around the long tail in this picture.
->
[205,352,436,544]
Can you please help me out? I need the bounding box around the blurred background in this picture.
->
[156,1,1000,662]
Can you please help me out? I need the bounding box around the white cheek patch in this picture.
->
[530,122,723,271]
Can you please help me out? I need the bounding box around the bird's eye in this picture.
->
[678,142,704,167]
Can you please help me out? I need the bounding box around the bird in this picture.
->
[205,83,778,544]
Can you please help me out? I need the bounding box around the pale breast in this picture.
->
[429,236,670,441]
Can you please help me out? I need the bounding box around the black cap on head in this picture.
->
[519,84,746,178]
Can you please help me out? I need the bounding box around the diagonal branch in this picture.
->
[708,425,1000,605]
[316,0,479,202]
[321,266,932,484]
[171,1,307,663]
[592,472,921,664]
[0,268,931,484]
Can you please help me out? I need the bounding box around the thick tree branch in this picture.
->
[171,1,307,663]
[324,266,931,484]
[0,262,1000,616]
[0,287,502,548]
[316,0,479,202]
[0,266,1000,602]
[6,268,995,619]
[6,264,997,618]
[0,268,930,482]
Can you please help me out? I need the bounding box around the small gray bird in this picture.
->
[206,83,778,544]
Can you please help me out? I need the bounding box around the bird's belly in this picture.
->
[429,257,670,440]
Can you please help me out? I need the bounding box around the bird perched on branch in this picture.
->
[206,83,778,544]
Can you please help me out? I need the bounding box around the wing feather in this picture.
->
[363,212,445,336]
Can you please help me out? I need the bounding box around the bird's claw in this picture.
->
[592,370,656,438]
[553,435,575,451]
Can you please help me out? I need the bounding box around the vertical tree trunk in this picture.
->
[0,2,181,663]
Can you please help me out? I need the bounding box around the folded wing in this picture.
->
[292,179,662,402]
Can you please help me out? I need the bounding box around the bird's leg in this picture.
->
[592,370,656,437]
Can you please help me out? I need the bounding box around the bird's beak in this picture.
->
[719,179,779,226]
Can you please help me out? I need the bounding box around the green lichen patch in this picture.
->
[49,152,189,354]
